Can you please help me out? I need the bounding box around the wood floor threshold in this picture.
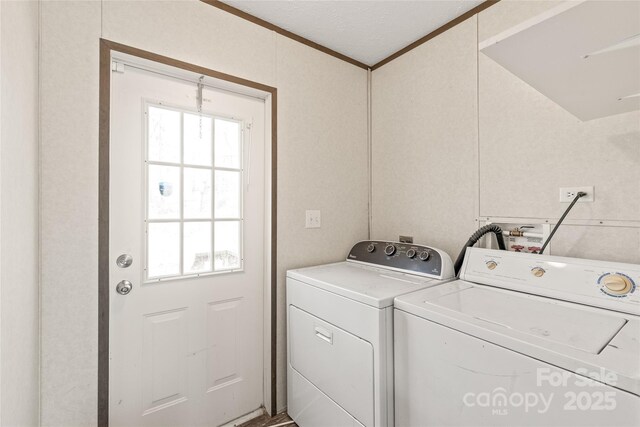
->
[238,412,296,427]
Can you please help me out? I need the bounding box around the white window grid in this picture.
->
[143,101,244,282]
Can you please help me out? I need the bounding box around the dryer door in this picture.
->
[289,305,374,426]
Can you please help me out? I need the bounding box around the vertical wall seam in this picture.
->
[0,0,3,419]
[367,68,372,239]
[476,14,481,222]
[37,0,43,424]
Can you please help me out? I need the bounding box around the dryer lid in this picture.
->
[287,262,444,308]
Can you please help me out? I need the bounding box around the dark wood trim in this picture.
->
[204,0,500,72]
[371,0,500,70]
[98,39,279,425]
[101,40,277,94]
[201,0,370,70]
[98,39,112,427]
[269,90,278,417]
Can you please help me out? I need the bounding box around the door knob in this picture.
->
[116,280,133,295]
[116,254,133,268]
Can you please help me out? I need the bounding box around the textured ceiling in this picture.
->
[223,1,485,66]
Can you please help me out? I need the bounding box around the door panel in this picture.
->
[142,308,188,414]
[109,63,265,427]
[207,298,242,389]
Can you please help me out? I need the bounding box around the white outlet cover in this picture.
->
[305,210,321,229]
[559,186,594,203]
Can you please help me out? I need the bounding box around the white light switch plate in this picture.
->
[305,210,321,229]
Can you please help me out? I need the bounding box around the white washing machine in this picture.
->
[394,247,640,427]
[287,240,454,427]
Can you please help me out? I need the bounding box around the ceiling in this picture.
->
[223,1,485,66]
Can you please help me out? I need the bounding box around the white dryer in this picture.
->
[287,240,454,427]
[394,247,640,427]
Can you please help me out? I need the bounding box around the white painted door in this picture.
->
[109,63,266,427]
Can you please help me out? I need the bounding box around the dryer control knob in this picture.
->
[384,244,396,256]
[366,243,376,253]
[418,250,430,261]
[602,274,633,295]
[406,248,417,259]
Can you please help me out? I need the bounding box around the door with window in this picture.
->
[109,62,266,426]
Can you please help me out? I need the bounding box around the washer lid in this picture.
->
[287,262,443,308]
[395,280,640,395]
[420,283,624,353]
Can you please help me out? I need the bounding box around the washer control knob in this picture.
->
[418,250,430,261]
[486,261,498,270]
[406,248,417,259]
[384,244,396,256]
[366,243,376,253]
[602,274,633,295]
[532,267,545,277]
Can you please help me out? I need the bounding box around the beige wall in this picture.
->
[371,16,479,259]
[0,0,40,425]
[38,0,640,425]
[40,1,367,425]
[478,0,640,263]
[273,33,369,408]
[371,0,640,264]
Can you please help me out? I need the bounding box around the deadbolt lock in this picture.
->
[116,254,133,268]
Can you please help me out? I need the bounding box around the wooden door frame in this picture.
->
[98,39,278,426]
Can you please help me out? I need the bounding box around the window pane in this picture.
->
[184,222,212,274]
[148,222,180,278]
[184,168,212,219]
[214,221,241,270]
[214,119,241,169]
[215,170,241,219]
[184,113,212,166]
[148,106,180,163]
[148,165,181,219]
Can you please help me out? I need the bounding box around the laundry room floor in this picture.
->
[239,412,296,427]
